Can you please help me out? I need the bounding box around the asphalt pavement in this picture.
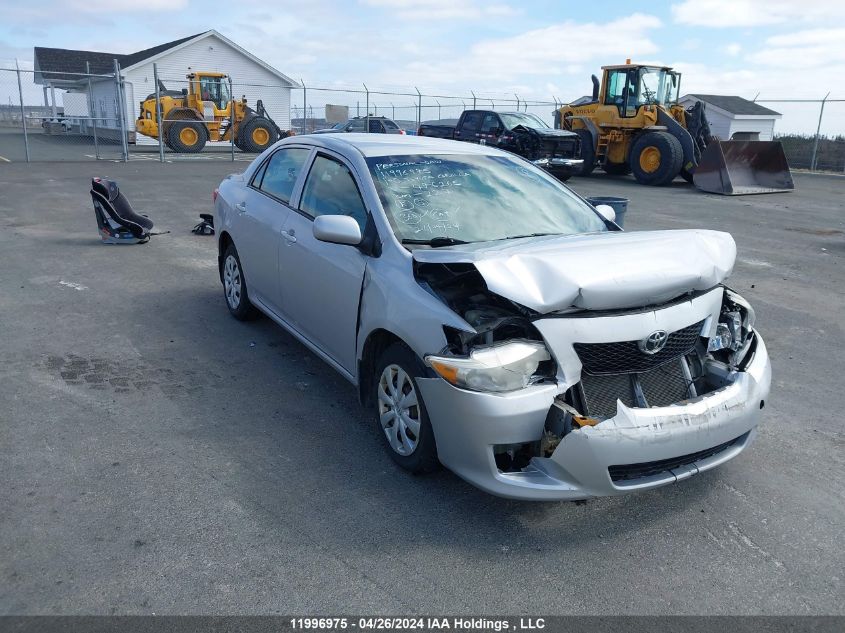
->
[1,160,843,615]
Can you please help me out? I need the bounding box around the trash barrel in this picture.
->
[587,196,629,228]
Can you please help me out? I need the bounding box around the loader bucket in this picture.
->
[693,140,794,195]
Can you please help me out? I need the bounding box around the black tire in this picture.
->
[680,167,694,183]
[603,161,631,175]
[373,343,439,474]
[239,117,279,153]
[550,170,572,183]
[574,129,596,176]
[221,243,259,321]
[630,131,683,186]
[167,120,208,153]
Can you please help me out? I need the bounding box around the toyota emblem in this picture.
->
[639,330,669,355]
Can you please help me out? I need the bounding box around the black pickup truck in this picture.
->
[417,110,582,181]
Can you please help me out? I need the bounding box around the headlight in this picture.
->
[425,340,551,393]
[708,289,757,354]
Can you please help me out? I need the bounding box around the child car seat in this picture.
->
[90,178,154,244]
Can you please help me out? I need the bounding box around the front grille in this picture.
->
[580,373,636,419]
[608,432,749,483]
[574,320,704,375]
[638,361,690,407]
[580,358,693,419]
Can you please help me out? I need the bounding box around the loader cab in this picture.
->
[188,72,231,111]
[602,64,680,117]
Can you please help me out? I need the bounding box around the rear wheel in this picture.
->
[239,117,278,153]
[574,129,596,176]
[630,131,683,186]
[373,343,439,474]
[168,120,208,153]
[222,243,258,320]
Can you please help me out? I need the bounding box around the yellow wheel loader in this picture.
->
[135,72,289,153]
[558,62,794,194]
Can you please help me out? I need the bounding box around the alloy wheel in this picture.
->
[377,364,421,456]
[223,254,242,309]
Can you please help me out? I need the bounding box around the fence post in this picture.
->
[113,59,129,162]
[86,62,100,159]
[810,93,829,172]
[153,63,164,162]
[301,78,307,134]
[471,90,476,110]
[229,75,235,161]
[436,99,441,120]
[364,83,369,133]
[514,94,520,112]
[415,87,421,129]
[15,59,30,163]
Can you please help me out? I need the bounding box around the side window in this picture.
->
[604,70,637,117]
[461,111,483,132]
[480,113,501,133]
[300,155,368,230]
[347,119,366,132]
[369,119,384,133]
[383,120,399,130]
[250,159,270,188]
[258,148,310,204]
[604,70,626,105]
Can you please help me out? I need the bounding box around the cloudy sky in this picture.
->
[2,0,843,133]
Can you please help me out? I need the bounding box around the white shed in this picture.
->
[34,30,298,145]
[679,94,781,141]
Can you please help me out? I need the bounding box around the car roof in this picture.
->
[289,133,508,158]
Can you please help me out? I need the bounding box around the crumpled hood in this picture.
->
[512,125,578,139]
[412,229,736,313]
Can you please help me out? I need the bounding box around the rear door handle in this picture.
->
[281,229,297,244]
[235,201,247,213]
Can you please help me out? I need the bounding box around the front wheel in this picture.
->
[373,343,439,474]
[630,131,683,186]
[239,117,279,153]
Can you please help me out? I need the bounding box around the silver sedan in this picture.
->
[214,133,771,500]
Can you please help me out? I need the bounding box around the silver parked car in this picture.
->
[214,134,771,501]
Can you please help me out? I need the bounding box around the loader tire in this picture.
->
[574,129,596,176]
[239,117,278,153]
[168,120,208,153]
[630,131,683,186]
[603,161,631,176]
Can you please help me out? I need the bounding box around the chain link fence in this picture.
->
[1,60,843,172]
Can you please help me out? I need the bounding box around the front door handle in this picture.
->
[235,201,247,213]
[281,229,297,244]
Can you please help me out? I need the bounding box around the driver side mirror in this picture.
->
[594,204,616,223]
[313,215,362,246]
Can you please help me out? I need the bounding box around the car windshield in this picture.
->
[367,154,607,245]
[499,112,548,129]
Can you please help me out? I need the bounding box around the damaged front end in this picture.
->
[414,261,771,499]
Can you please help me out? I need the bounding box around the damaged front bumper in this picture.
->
[532,157,584,177]
[417,335,771,501]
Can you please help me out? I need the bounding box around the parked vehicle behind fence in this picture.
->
[417,110,582,181]
[213,133,771,501]
[312,116,406,135]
